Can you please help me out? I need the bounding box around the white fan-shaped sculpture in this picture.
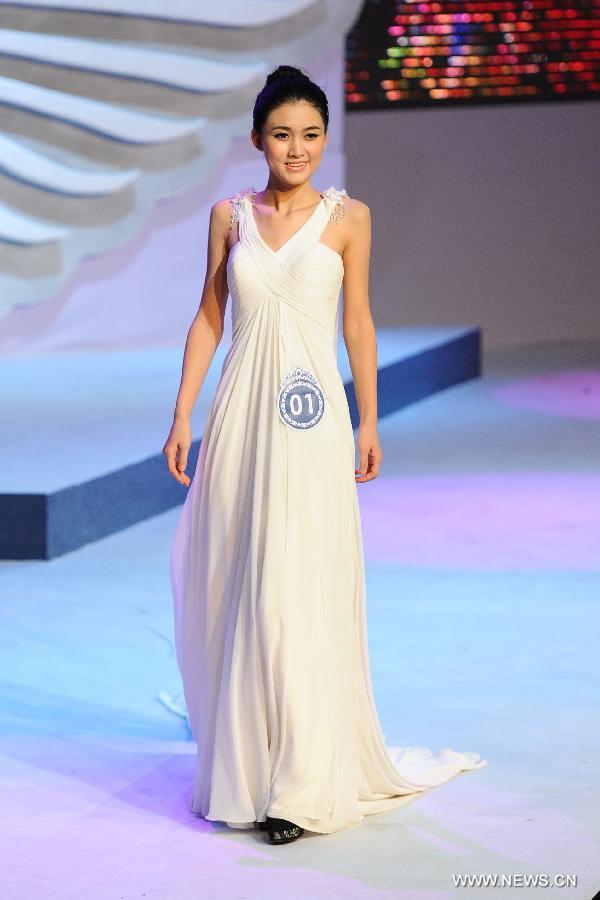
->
[0,0,363,314]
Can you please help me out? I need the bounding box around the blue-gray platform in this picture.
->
[0,326,480,559]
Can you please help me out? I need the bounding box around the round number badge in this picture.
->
[277,366,325,430]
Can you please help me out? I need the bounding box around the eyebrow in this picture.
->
[269,125,323,131]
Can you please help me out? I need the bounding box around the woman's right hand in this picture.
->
[163,415,192,487]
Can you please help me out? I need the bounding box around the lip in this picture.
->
[285,161,307,169]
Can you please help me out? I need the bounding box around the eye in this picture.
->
[272,132,319,140]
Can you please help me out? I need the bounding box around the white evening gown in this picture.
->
[170,185,487,835]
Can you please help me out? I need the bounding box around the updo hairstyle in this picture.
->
[252,65,329,134]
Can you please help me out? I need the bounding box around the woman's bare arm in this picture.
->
[163,199,231,486]
[340,199,382,482]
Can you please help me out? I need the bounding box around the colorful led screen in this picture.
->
[346,0,600,109]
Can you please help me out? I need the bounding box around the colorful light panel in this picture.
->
[346,0,600,108]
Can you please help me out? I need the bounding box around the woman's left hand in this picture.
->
[355,422,382,483]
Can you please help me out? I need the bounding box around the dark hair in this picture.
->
[252,65,329,134]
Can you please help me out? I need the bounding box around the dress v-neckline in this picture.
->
[249,192,325,256]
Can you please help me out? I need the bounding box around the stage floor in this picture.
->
[0,325,480,559]
[1,326,472,494]
[1,339,598,898]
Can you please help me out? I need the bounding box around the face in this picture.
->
[251,99,328,186]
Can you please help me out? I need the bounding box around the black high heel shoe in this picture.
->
[263,815,304,844]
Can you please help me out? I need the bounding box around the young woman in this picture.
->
[164,65,486,845]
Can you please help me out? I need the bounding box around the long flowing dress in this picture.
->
[170,185,487,835]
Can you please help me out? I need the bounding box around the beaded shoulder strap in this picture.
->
[321,186,349,225]
[229,187,257,227]
[229,185,347,226]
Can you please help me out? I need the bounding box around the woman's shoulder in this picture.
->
[210,188,256,228]
[210,185,369,228]
[321,186,370,226]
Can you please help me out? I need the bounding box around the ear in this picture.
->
[250,128,263,152]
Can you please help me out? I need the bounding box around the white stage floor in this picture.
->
[1,339,598,898]
[2,326,471,494]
